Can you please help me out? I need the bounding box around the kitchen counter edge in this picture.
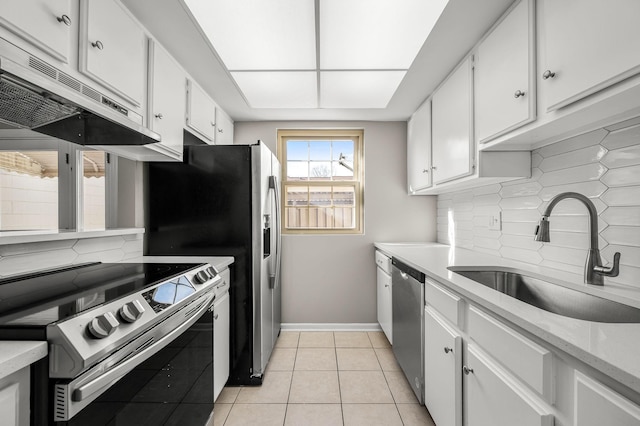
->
[0,341,47,379]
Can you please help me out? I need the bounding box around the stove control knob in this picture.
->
[194,270,209,284]
[206,266,218,277]
[87,312,120,339]
[119,300,145,323]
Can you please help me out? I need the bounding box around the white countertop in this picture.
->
[375,242,640,395]
[0,341,47,379]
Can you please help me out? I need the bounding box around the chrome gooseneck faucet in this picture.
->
[534,192,620,285]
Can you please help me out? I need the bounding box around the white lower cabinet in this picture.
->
[213,268,231,402]
[0,367,30,426]
[574,371,640,426]
[424,306,462,426]
[375,251,392,343]
[465,344,554,426]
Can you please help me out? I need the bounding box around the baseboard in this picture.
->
[281,323,382,331]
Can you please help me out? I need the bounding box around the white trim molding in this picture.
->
[281,323,382,332]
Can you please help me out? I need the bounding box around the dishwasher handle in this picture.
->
[392,257,425,283]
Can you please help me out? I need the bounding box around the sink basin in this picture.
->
[448,266,640,323]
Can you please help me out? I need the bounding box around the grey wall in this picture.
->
[437,119,640,291]
[235,121,437,325]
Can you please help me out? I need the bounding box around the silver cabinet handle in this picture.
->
[218,128,224,133]
[514,90,525,98]
[463,366,474,375]
[400,271,409,280]
[444,347,453,354]
[214,313,219,320]
[431,166,438,171]
[542,70,556,80]
[422,168,430,173]
[57,14,71,26]
[91,40,104,50]
[155,113,163,120]
[384,284,390,288]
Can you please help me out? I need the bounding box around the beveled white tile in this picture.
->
[607,264,640,289]
[601,226,640,246]
[72,236,125,254]
[541,198,607,215]
[537,128,607,158]
[602,245,640,266]
[499,196,542,210]
[601,186,640,206]
[547,215,590,233]
[501,209,542,223]
[531,152,543,168]
[499,246,542,264]
[437,223,449,234]
[601,123,640,149]
[601,165,640,187]
[540,245,588,267]
[452,211,474,222]
[539,181,608,201]
[543,231,590,250]
[473,193,502,206]
[438,192,453,201]
[0,249,78,277]
[604,117,640,132]
[122,239,143,253]
[537,163,607,187]
[0,240,75,256]
[601,206,640,226]
[501,222,538,237]
[473,228,501,239]
[437,198,453,209]
[539,260,583,277]
[471,183,502,196]
[473,236,502,251]
[475,247,502,257]
[452,201,473,212]
[75,249,125,264]
[601,144,640,169]
[452,191,473,203]
[538,145,607,172]
[499,234,543,251]
[455,220,473,231]
[342,404,402,426]
[499,182,542,198]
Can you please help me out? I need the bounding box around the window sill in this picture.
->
[0,228,144,245]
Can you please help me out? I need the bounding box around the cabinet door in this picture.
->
[79,0,146,106]
[407,99,432,193]
[215,108,234,145]
[0,0,72,63]
[186,79,216,143]
[466,344,554,426]
[540,0,640,111]
[377,267,392,344]
[0,367,30,426]
[432,57,473,184]
[148,41,185,157]
[214,291,230,402]
[575,371,640,426]
[475,0,535,143]
[424,306,462,426]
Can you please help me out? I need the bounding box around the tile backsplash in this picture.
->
[0,234,143,277]
[437,120,640,289]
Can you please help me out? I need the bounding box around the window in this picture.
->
[278,129,364,234]
[80,151,106,230]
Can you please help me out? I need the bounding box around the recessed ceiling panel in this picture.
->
[320,71,406,108]
[232,71,318,108]
[184,0,316,70]
[320,0,449,70]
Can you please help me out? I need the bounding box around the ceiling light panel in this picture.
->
[320,71,406,108]
[184,0,316,70]
[320,0,449,70]
[232,71,318,108]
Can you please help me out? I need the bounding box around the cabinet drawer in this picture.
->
[575,371,640,426]
[468,306,554,402]
[425,279,463,327]
[375,251,391,274]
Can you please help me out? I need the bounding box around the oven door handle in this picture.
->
[72,292,215,402]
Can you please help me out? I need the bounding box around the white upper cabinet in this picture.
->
[79,0,146,107]
[475,0,536,144]
[186,79,216,144]
[407,99,432,193]
[214,108,234,145]
[148,40,185,158]
[539,0,640,112]
[0,0,72,63]
[432,57,474,185]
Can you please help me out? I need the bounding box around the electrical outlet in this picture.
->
[489,211,502,231]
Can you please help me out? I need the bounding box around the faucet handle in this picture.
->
[594,252,621,277]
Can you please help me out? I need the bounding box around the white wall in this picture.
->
[235,121,437,324]
[438,120,640,291]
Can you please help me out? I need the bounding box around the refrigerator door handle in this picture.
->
[268,175,281,290]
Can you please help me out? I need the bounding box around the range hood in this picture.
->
[0,38,160,147]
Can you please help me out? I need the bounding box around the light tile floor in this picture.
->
[213,331,436,426]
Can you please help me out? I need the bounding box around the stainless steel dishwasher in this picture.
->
[392,257,425,403]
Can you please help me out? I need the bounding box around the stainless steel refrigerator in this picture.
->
[144,141,282,385]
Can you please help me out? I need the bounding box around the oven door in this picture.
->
[53,292,215,425]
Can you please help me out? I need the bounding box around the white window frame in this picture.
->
[278,129,365,235]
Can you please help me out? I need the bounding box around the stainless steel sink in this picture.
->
[448,266,640,323]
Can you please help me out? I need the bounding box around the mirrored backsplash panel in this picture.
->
[437,118,640,289]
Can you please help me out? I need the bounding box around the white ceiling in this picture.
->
[122,0,515,122]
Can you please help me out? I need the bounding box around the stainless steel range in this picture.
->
[0,261,220,425]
